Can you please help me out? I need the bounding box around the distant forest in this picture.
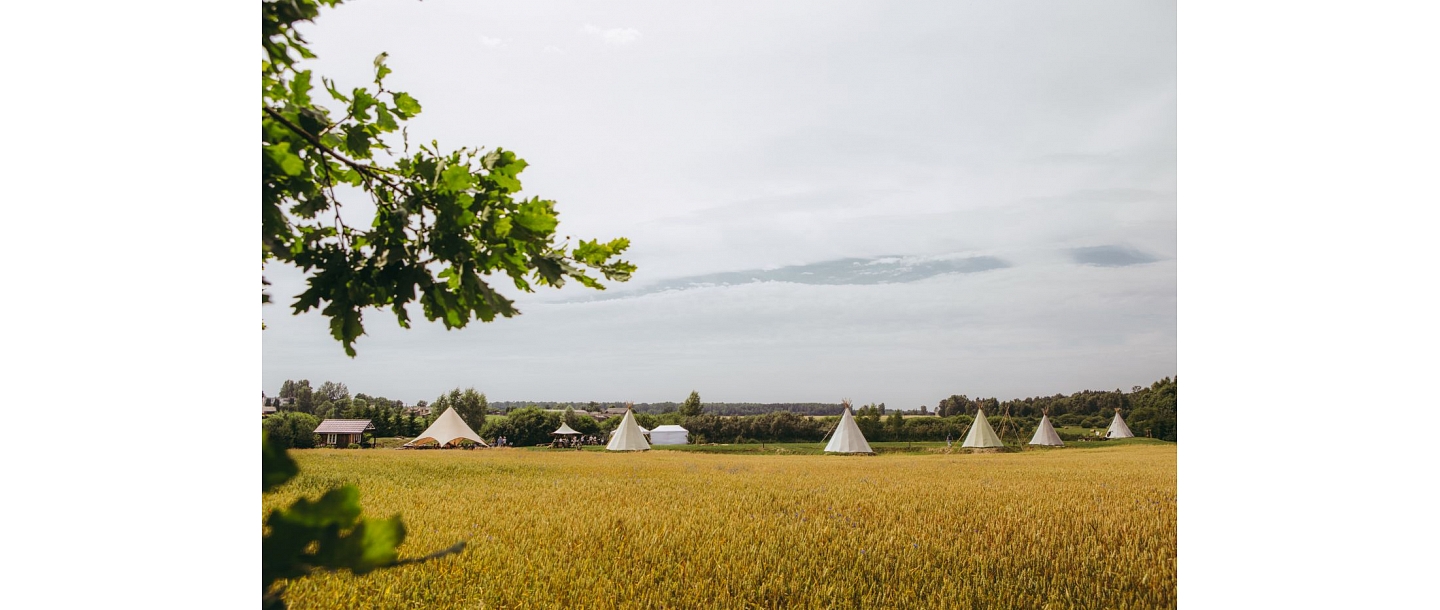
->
[489,401,846,416]
[264,377,1177,447]
[494,376,1176,424]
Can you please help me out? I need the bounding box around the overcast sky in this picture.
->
[262,0,1176,408]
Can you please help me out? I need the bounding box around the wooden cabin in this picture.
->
[314,419,376,448]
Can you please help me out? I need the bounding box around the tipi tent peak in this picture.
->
[1105,408,1135,439]
[961,408,1004,448]
[824,406,874,454]
[606,408,651,451]
[404,407,488,448]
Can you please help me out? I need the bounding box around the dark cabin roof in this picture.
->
[314,419,376,434]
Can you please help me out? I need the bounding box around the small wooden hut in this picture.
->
[314,419,376,448]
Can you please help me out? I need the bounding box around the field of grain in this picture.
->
[265,445,1176,609]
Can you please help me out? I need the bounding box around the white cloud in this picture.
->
[542,45,564,54]
[582,24,641,46]
[479,36,503,48]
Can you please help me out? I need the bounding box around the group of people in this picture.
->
[549,435,604,449]
[488,435,605,448]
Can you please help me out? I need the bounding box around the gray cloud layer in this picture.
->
[1070,246,1158,267]
[572,254,1010,301]
[263,0,1176,406]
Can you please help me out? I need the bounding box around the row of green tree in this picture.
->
[399,376,1178,429]
[264,378,1177,447]
[264,383,482,448]
[921,378,1178,441]
[487,400,840,416]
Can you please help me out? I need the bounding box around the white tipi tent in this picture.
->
[961,408,1004,448]
[1105,409,1135,438]
[1028,413,1064,446]
[824,407,874,454]
[404,407,488,448]
[606,409,651,451]
[607,426,650,437]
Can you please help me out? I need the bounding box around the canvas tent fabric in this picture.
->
[1106,410,1135,438]
[404,407,488,447]
[962,408,1004,448]
[648,425,689,445]
[606,409,651,451]
[552,422,581,435]
[608,426,650,437]
[824,407,874,454]
[1028,414,1064,446]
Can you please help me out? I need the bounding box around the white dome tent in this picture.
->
[1028,412,1064,447]
[403,407,488,448]
[824,405,874,454]
[1105,408,1135,439]
[961,408,1004,448]
[606,408,651,451]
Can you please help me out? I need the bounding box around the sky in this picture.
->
[262,0,1177,408]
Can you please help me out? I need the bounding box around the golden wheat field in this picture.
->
[264,445,1176,609]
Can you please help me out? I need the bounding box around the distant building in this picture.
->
[262,405,277,417]
[593,407,629,421]
[403,406,432,417]
[314,419,376,448]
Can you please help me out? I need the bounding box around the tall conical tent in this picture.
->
[607,426,650,437]
[824,407,874,454]
[404,407,488,447]
[1028,414,1064,446]
[961,408,1004,448]
[606,409,651,451]
[1106,409,1135,438]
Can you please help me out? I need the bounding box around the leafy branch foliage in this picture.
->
[262,0,635,355]
[262,433,464,608]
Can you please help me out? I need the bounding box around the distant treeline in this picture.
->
[493,377,1178,434]
[489,401,847,416]
[264,377,1177,447]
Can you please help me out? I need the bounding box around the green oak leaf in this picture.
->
[439,164,472,193]
[373,52,391,83]
[265,143,305,176]
[514,200,558,233]
[392,92,422,117]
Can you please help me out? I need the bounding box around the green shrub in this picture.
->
[262,412,320,449]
